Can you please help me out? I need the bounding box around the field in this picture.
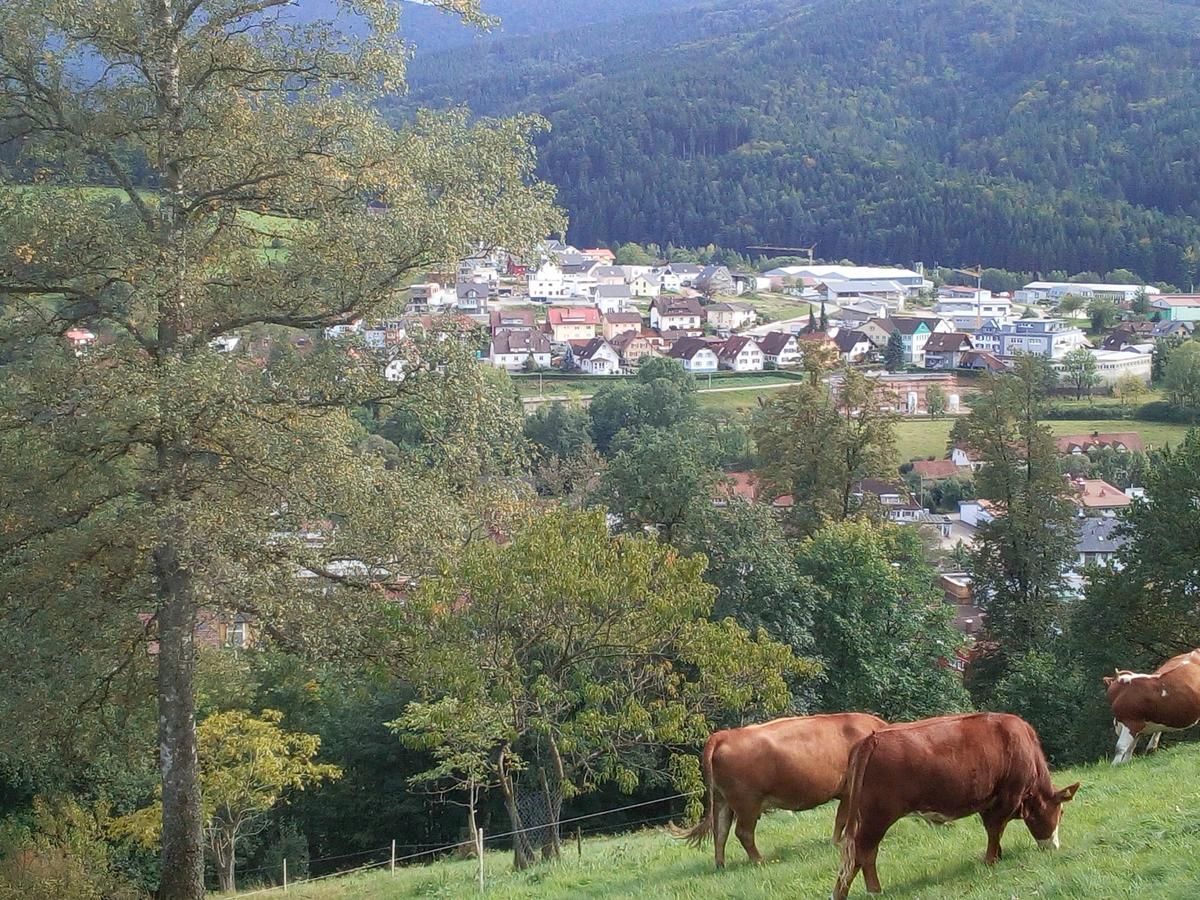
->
[516,373,801,403]
[739,292,812,323]
[895,418,1195,462]
[241,744,1200,898]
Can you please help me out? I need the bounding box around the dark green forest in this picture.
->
[399,0,1200,285]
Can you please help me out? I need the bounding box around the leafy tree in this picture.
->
[1113,372,1150,409]
[1152,333,1186,383]
[392,508,808,869]
[884,330,905,371]
[1089,298,1120,332]
[524,402,593,463]
[615,242,657,266]
[951,358,1077,700]
[587,358,697,454]
[111,710,340,893]
[925,384,947,419]
[754,370,897,535]
[595,425,719,541]
[1130,288,1151,316]
[0,3,560,895]
[795,520,972,720]
[1056,294,1086,316]
[989,650,1085,766]
[1165,341,1200,407]
[1060,347,1100,400]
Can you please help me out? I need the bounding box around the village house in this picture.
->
[592,283,633,315]
[628,272,662,298]
[950,442,984,471]
[668,336,719,372]
[819,278,907,310]
[488,330,552,371]
[1056,432,1145,455]
[910,459,962,481]
[591,265,628,286]
[658,263,703,291]
[866,316,953,366]
[1069,478,1133,517]
[455,281,491,314]
[933,288,1014,329]
[650,296,705,332]
[602,310,644,341]
[406,282,456,312]
[575,337,623,375]
[992,318,1089,359]
[546,306,601,343]
[717,335,764,371]
[957,349,1009,372]
[528,260,567,301]
[581,247,616,264]
[853,478,926,525]
[706,301,757,332]
[489,308,536,334]
[959,498,999,527]
[695,265,735,296]
[922,332,975,369]
[757,331,802,368]
[611,329,659,367]
[833,328,872,363]
[1075,517,1128,570]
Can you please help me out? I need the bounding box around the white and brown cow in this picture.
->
[1105,649,1200,764]
[670,713,887,869]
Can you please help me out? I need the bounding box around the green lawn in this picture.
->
[738,292,812,324]
[896,418,1195,462]
[244,745,1200,899]
[516,373,800,402]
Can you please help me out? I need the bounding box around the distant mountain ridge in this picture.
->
[399,0,1200,284]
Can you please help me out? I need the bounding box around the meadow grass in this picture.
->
[895,418,1194,463]
[245,745,1200,899]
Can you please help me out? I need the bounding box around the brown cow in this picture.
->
[671,713,886,869]
[834,713,1079,899]
[1105,649,1200,764]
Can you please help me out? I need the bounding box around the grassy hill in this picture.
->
[246,744,1200,898]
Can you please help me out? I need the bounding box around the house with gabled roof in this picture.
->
[706,301,757,332]
[611,329,659,367]
[1055,432,1145,455]
[488,330,551,371]
[833,328,872,362]
[923,332,975,369]
[489,308,536,334]
[717,336,764,372]
[650,296,705,333]
[602,310,643,341]
[668,336,719,372]
[575,337,622,375]
[758,331,802,368]
[593,283,633,315]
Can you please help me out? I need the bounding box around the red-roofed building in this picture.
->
[911,459,962,480]
[546,306,601,342]
[1055,432,1145,455]
[1070,478,1132,516]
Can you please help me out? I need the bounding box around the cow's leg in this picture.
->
[1146,731,1162,753]
[713,801,734,870]
[1113,722,1141,765]
[853,823,889,895]
[732,802,764,865]
[980,810,1009,865]
[832,842,860,900]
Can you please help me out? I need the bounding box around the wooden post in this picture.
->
[476,827,485,891]
[575,827,582,858]
[282,857,288,892]
[390,839,396,874]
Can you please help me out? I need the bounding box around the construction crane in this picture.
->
[747,244,817,264]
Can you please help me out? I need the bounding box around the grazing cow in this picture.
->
[834,713,1079,899]
[1105,649,1200,764]
[671,713,886,869]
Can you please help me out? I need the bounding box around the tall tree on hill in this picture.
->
[884,330,905,371]
[0,2,560,896]
[950,357,1077,701]
[1060,347,1100,400]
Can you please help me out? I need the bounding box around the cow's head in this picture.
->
[1022,782,1080,850]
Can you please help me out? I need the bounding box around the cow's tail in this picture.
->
[668,735,718,847]
[838,732,880,886]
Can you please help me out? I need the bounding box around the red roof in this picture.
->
[1055,432,1145,454]
[911,459,961,479]
[547,306,600,326]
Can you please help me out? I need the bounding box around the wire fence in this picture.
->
[234,789,703,896]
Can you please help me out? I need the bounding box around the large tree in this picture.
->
[950,357,1077,696]
[1060,347,1100,400]
[0,2,559,896]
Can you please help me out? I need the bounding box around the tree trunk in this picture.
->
[497,747,535,870]
[156,547,205,900]
[465,781,479,857]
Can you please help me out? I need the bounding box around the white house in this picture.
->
[933,289,1014,329]
[757,331,802,367]
[488,330,552,371]
[592,283,633,315]
[628,272,662,298]
[959,499,998,528]
[995,318,1088,359]
[706,301,757,332]
[1016,281,1159,305]
[575,337,623,375]
[717,336,764,371]
[528,261,566,302]
[455,281,491,314]
[650,296,705,332]
[407,282,456,312]
[668,337,719,372]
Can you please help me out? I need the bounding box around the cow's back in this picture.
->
[711,713,884,811]
[848,714,1045,821]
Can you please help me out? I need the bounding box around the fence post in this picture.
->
[477,827,485,891]
[282,857,288,892]
[576,827,582,858]
[391,839,396,874]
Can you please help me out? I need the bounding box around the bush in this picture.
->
[1043,401,1129,419]
[1134,400,1200,423]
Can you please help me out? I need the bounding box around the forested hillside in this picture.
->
[401,0,1200,284]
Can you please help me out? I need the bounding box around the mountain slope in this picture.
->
[251,743,1200,898]
[403,0,1200,283]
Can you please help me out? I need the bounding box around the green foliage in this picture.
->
[754,369,897,536]
[795,520,971,721]
[1060,348,1100,400]
[989,649,1086,766]
[587,359,698,453]
[1164,341,1200,407]
[884,330,905,372]
[1088,299,1120,333]
[925,384,947,419]
[952,358,1078,664]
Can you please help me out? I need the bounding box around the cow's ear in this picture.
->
[1055,782,1081,804]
